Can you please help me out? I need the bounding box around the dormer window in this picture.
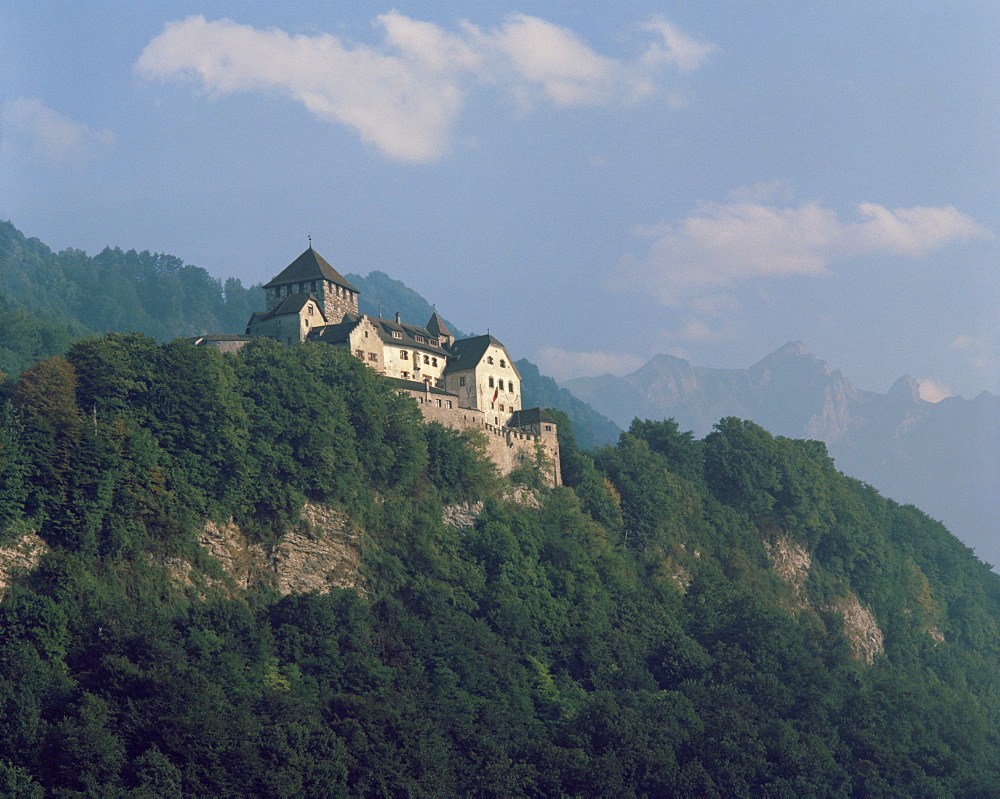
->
[429,338,438,346]
[415,335,425,343]
[392,331,402,339]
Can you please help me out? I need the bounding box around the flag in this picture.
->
[492,387,499,402]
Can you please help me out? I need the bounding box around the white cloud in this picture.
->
[135,12,712,162]
[534,346,643,382]
[641,16,717,73]
[624,192,990,304]
[916,379,952,403]
[0,97,114,167]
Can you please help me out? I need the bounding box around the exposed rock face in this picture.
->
[765,532,884,664]
[763,535,810,599]
[192,502,364,596]
[443,502,483,532]
[0,531,49,600]
[199,519,267,591]
[272,503,363,594]
[830,592,885,665]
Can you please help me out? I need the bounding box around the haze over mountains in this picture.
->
[565,343,999,569]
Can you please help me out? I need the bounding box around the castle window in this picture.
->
[500,359,506,368]
[402,371,409,378]
[545,425,552,431]
[446,401,452,409]
[487,356,494,365]
[400,351,409,360]
[354,349,363,359]
[368,353,378,362]
[423,355,429,364]
[308,305,314,316]
[459,376,466,386]
[500,404,505,411]
[508,381,514,392]
[436,399,442,407]
[488,377,494,388]
[364,330,369,338]
[415,335,425,343]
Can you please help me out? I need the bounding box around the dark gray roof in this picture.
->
[508,407,557,428]
[251,292,325,324]
[425,311,451,339]
[263,247,359,293]
[444,334,519,377]
[371,316,449,356]
[385,377,458,397]
[307,314,362,344]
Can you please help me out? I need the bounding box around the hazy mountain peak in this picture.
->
[887,374,923,404]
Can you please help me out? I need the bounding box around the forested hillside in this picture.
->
[0,221,262,376]
[0,334,997,796]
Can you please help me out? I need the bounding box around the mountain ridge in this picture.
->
[565,344,999,569]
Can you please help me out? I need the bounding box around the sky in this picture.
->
[1,2,997,400]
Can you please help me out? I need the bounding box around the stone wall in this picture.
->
[481,422,561,487]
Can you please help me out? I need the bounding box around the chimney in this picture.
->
[395,312,401,324]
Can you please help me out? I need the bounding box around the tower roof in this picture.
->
[263,247,359,293]
[426,311,451,339]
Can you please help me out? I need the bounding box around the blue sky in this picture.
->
[2,2,997,399]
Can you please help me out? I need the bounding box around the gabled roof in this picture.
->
[371,316,449,356]
[444,334,519,377]
[425,311,451,339]
[308,313,365,344]
[263,247,359,293]
[385,377,458,397]
[252,292,325,323]
[508,407,557,428]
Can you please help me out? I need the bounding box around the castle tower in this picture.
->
[262,247,359,322]
[426,311,454,347]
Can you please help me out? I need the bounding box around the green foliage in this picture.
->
[0,332,998,796]
[0,220,263,374]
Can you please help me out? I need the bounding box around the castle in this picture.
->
[190,247,560,485]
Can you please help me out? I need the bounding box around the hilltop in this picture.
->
[566,343,1000,569]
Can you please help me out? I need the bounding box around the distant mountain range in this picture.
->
[564,342,999,570]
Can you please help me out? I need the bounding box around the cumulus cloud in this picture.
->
[916,379,952,403]
[534,346,643,382]
[623,193,990,304]
[641,16,717,73]
[0,97,114,167]
[135,12,712,162]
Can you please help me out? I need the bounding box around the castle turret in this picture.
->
[426,311,454,347]
[262,247,359,321]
